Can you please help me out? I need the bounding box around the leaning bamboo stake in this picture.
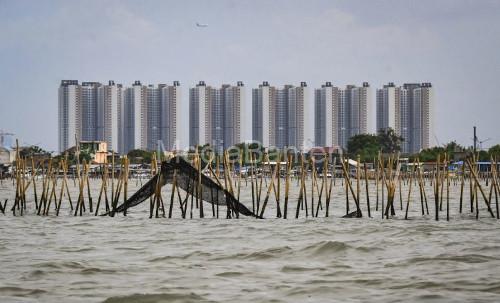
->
[198,153,204,218]
[295,153,306,219]
[492,157,499,219]
[41,159,53,216]
[364,162,371,217]
[340,157,361,217]
[356,155,361,215]
[418,158,429,215]
[111,150,115,207]
[256,153,265,214]
[74,159,83,216]
[375,156,379,211]
[380,154,385,218]
[310,157,315,217]
[284,153,291,219]
[95,163,107,216]
[31,157,38,209]
[237,149,243,201]
[222,151,231,218]
[345,158,350,216]
[168,169,177,218]
[56,160,66,215]
[384,154,400,219]
[205,152,215,218]
[459,159,465,213]
[434,154,440,221]
[226,151,238,218]
[44,162,58,215]
[446,155,450,221]
[405,160,417,219]
[275,153,282,218]
[325,157,335,217]
[123,157,129,216]
[48,169,59,215]
[86,162,93,213]
[153,158,163,218]
[12,140,21,215]
[111,161,123,216]
[259,155,278,218]
[315,154,327,217]
[62,154,73,210]
[466,158,495,218]
[399,172,403,210]
[303,154,309,217]
[207,158,226,218]
[440,153,448,211]
[250,153,256,214]
[469,154,475,213]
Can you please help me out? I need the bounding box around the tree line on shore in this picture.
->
[6,128,500,166]
[347,128,500,162]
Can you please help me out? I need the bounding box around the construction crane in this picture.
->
[0,130,14,148]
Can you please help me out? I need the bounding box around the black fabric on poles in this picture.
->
[111,156,258,218]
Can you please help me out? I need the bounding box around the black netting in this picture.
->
[112,156,257,217]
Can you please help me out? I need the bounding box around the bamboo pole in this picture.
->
[492,157,499,219]
[250,152,256,214]
[95,164,106,216]
[459,159,465,213]
[310,157,315,217]
[123,156,129,216]
[86,162,93,213]
[364,162,371,218]
[284,153,291,219]
[356,155,361,216]
[31,157,38,209]
[405,160,416,219]
[340,157,361,217]
[259,154,278,218]
[295,153,306,219]
[345,157,350,216]
[168,169,177,218]
[325,157,335,217]
[198,153,204,218]
[256,153,265,215]
[380,155,386,218]
[275,153,282,218]
[466,158,495,218]
[315,154,327,217]
[434,154,440,221]
[446,154,450,221]
[375,156,379,211]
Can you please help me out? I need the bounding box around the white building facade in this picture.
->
[376,82,434,153]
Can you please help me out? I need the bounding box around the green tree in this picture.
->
[79,149,93,163]
[417,146,445,162]
[489,144,500,159]
[378,128,404,153]
[347,134,380,161]
[478,150,490,162]
[19,145,49,158]
[127,149,153,164]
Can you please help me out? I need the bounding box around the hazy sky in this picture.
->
[1,0,499,152]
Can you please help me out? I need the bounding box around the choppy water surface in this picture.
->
[0,178,499,302]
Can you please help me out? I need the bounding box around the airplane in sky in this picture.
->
[196,22,208,27]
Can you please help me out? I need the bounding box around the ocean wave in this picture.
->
[102,292,213,303]
[148,251,211,262]
[0,286,47,297]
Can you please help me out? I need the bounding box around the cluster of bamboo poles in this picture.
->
[2,146,499,221]
[3,140,133,217]
[162,150,243,219]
